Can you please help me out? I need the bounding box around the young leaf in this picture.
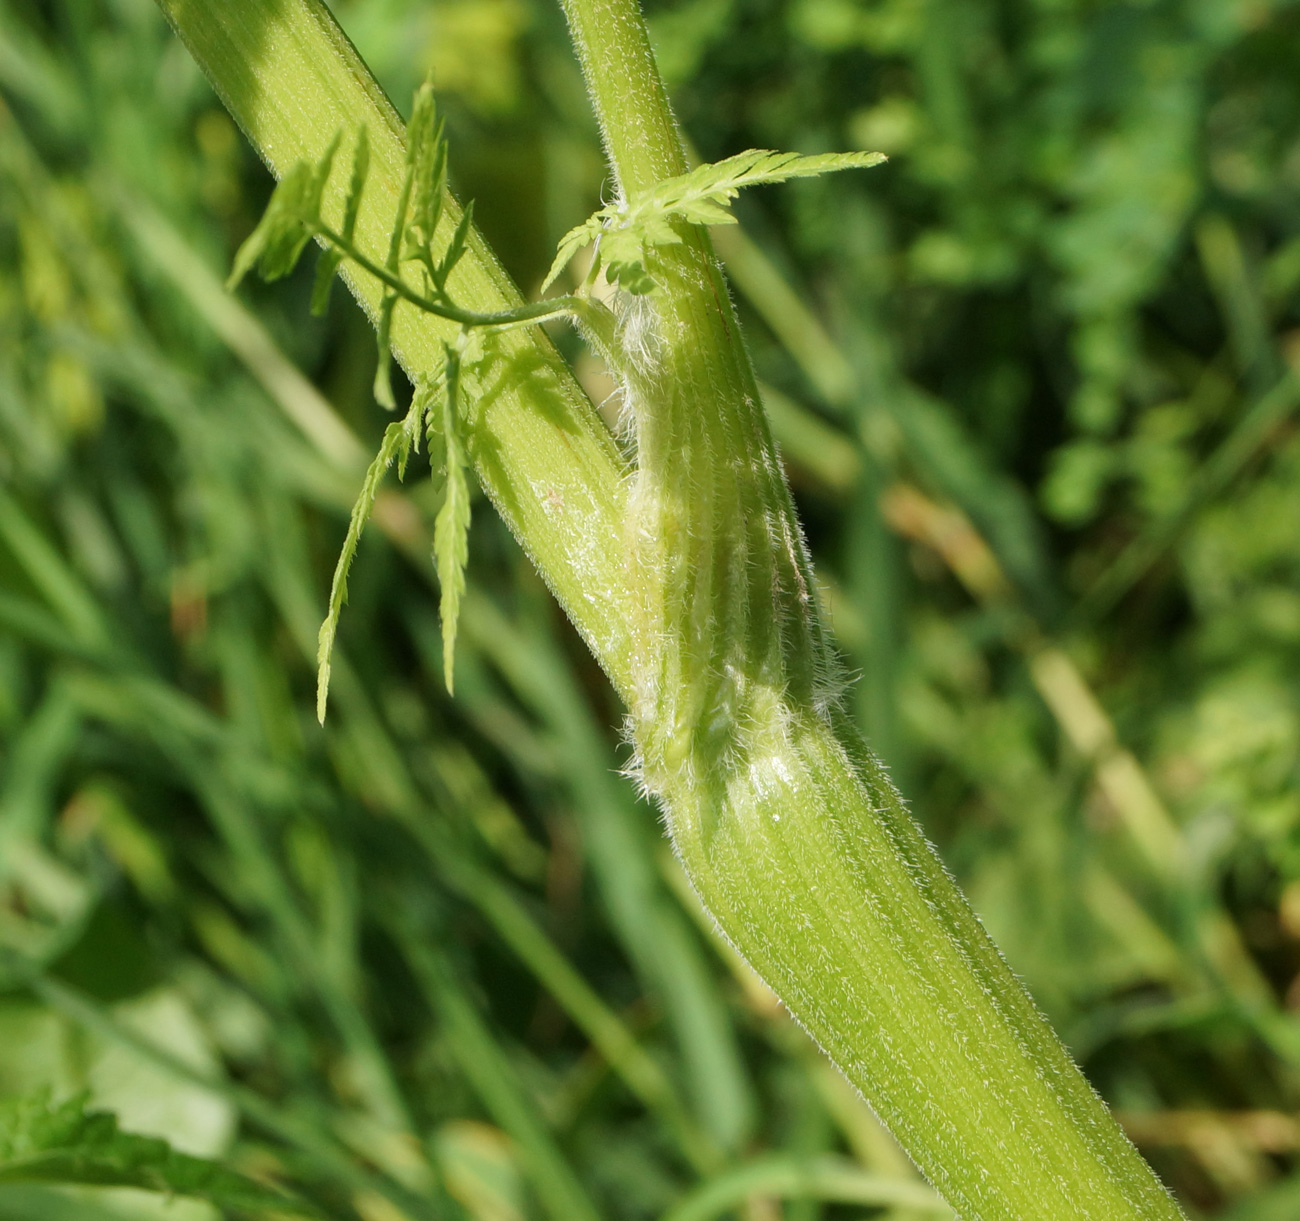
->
[637,149,886,227]
[541,215,604,292]
[227,133,341,289]
[541,148,886,292]
[227,161,316,289]
[406,85,447,282]
[606,259,657,296]
[0,1091,312,1215]
[317,396,424,721]
[406,79,437,171]
[433,344,471,696]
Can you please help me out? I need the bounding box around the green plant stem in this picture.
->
[556,0,1188,1216]
[156,0,1186,1214]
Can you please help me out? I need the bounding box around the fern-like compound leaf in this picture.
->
[230,85,570,719]
[0,1091,312,1215]
[433,344,471,696]
[317,395,426,720]
[406,86,447,283]
[542,147,886,293]
[641,148,886,224]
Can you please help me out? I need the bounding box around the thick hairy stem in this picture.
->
[558,0,1186,1215]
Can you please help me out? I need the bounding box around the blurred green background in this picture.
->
[3,0,1300,1217]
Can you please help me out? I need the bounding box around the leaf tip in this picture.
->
[316,623,334,724]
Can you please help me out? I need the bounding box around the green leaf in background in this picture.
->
[0,1091,311,1215]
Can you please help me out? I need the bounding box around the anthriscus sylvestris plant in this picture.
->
[225,85,879,709]
[158,0,1188,1216]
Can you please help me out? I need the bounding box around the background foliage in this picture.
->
[2,0,1300,1217]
